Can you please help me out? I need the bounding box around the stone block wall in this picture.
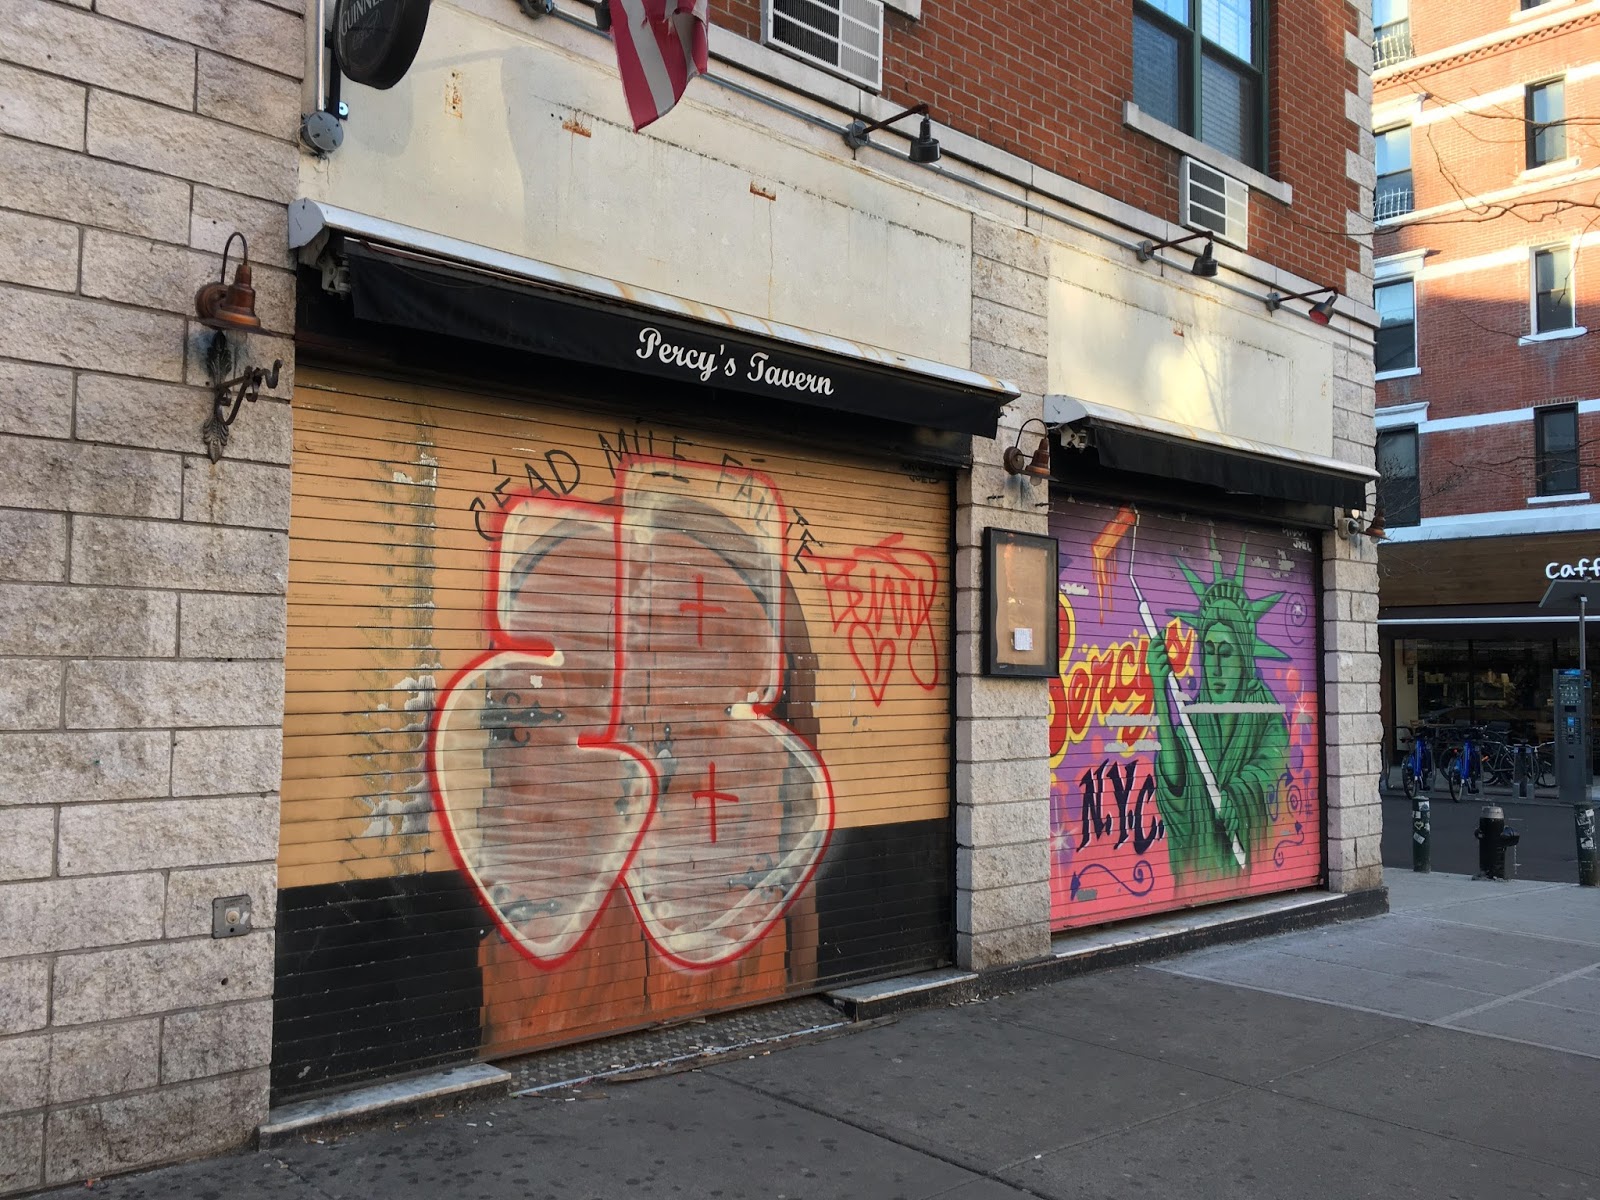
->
[0,0,301,1190]
[954,217,1053,971]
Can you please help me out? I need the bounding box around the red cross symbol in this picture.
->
[691,762,740,844]
[677,574,726,646]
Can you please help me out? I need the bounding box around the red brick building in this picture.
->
[1373,0,1600,751]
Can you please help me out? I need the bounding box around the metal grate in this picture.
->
[1374,180,1414,221]
[1374,20,1412,69]
[1181,157,1249,250]
[766,0,883,90]
[506,997,851,1093]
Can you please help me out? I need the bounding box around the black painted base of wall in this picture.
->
[271,819,953,1105]
[272,871,488,1103]
[830,885,1391,1020]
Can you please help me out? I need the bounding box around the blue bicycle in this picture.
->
[1444,726,1482,803]
[1401,723,1440,800]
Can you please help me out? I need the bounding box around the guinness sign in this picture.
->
[334,0,432,90]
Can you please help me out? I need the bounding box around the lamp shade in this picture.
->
[195,261,261,332]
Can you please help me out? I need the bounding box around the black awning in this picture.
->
[1086,421,1369,510]
[342,242,1013,439]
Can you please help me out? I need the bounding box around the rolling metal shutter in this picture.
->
[274,368,954,1098]
[1048,497,1323,929]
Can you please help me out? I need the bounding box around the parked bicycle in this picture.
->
[1443,726,1482,802]
[1401,722,1442,799]
[1536,740,1558,788]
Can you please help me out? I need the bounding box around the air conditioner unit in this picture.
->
[1180,157,1249,251]
[764,0,884,91]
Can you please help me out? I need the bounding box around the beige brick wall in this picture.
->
[0,0,300,1190]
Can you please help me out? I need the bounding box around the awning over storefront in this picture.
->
[1045,395,1376,511]
[289,200,1019,439]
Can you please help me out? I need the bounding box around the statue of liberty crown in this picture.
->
[1169,540,1290,663]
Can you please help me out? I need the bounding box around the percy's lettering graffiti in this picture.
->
[635,327,836,397]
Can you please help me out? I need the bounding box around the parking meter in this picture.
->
[1553,669,1592,804]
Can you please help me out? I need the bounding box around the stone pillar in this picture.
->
[1323,0,1385,898]
[0,1,301,1191]
[953,219,1054,971]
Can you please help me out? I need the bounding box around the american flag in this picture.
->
[610,0,709,131]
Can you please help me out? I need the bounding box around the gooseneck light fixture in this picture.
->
[1265,286,1339,325]
[1135,231,1218,278]
[1002,417,1053,479]
[843,102,941,164]
[195,232,281,462]
[194,233,262,332]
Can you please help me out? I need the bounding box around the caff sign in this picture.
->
[334,0,431,89]
[1546,559,1600,579]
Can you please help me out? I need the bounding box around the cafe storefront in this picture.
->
[1379,530,1600,766]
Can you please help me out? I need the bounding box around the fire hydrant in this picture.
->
[1475,804,1521,880]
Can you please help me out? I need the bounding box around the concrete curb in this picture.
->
[258,1063,514,1148]
[827,886,1390,1020]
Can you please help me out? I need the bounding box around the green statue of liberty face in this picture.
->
[1202,626,1241,701]
[1173,549,1290,696]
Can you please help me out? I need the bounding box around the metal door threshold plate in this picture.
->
[508,997,852,1094]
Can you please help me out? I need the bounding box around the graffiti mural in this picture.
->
[818,534,942,705]
[1049,501,1321,928]
[275,377,957,1099]
[431,458,835,969]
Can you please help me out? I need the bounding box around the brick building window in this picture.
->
[1375,278,1417,375]
[1132,0,1264,168]
[1373,0,1411,69]
[1536,405,1580,496]
[1533,245,1574,334]
[1377,427,1421,526]
[1526,79,1566,169]
[1375,126,1413,220]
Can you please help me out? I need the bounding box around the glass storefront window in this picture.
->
[1469,640,1553,738]
[1416,642,1472,727]
[1393,636,1600,767]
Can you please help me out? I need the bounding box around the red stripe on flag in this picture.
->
[612,0,708,131]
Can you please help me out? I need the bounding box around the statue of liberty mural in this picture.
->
[1144,545,1290,881]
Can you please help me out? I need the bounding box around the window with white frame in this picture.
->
[1526,79,1566,169]
[1535,404,1580,496]
[1375,126,1413,221]
[1532,245,1575,335]
[1132,0,1266,169]
[1375,278,1417,374]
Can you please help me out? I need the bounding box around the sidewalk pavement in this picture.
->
[37,870,1600,1200]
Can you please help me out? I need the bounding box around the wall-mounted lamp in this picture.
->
[843,102,941,164]
[1002,417,1053,478]
[196,232,281,463]
[194,233,261,332]
[1135,231,1218,278]
[1365,504,1388,541]
[1335,505,1388,543]
[1266,286,1339,325]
